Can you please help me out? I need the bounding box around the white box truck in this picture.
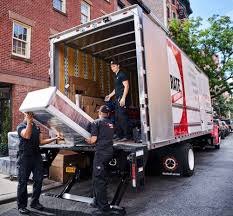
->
[20,4,219,210]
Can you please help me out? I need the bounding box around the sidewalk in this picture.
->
[0,173,62,205]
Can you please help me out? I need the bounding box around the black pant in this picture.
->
[17,153,43,209]
[115,100,129,138]
[93,152,113,211]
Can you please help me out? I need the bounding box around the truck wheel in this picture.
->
[180,143,195,177]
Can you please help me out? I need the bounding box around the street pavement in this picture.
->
[0,175,62,205]
[0,134,233,216]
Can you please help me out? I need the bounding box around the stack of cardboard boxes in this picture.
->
[76,95,105,119]
[68,76,99,100]
[68,76,105,119]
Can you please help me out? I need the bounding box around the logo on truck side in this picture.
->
[167,38,188,135]
[170,74,181,92]
[170,74,183,103]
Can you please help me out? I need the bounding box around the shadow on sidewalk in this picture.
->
[0,207,93,216]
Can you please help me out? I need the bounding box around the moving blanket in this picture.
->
[19,87,93,145]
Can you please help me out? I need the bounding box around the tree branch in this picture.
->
[211,87,233,99]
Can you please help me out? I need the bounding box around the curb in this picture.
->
[0,181,63,205]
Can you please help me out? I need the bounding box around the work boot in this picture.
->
[18,207,30,215]
[102,207,122,215]
[117,137,128,142]
[30,202,44,210]
[89,201,98,208]
[113,136,122,141]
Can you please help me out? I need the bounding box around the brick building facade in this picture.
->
[117,0,165,24]
[166,0,192,25]
[0,0,115,134]
[117,0,192,27]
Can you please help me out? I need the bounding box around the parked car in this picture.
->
[222,119,233,132]
[213,119,225,139]
[221,121,230,136]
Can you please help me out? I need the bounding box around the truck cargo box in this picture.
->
[46,5,213,149]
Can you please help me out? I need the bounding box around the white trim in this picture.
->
[163,0,168,27]
[63,0,66,13]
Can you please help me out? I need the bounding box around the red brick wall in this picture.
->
[12,84,49,138]
[0,0,115,131]
[118,0,132,7]
[11,85,38,130]
[0,0,114,81]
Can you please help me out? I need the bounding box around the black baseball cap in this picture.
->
[97,105,110,113]
[110,59,120,65]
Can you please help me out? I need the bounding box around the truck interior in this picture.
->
[44,13,147,205]
[53,13,143,142]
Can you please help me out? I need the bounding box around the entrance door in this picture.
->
[0,83,11,147]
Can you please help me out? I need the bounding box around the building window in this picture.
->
[167,6,170,19]
[173,12,176,19]
[81,1,91,24]
[12,21,31,59]
[53,0,66,13]
[172,0,176,5]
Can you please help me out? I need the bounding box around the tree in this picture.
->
[169,15,233,117]
[169,15,233,100]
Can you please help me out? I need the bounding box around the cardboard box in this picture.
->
[93,98,105,106]
[69,77,98,97]
[84,105,96,113]
[76,95,105,107]
[75,95,105,119]
[81,96,95,106]
[49,166,70,184]
[49,150,90,183]
[51,150,88,168]
[88,111,99,119]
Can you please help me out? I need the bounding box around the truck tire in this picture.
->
[179,143,195,177]
[159,143,195,177]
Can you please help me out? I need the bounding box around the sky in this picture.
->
[190,0,233,28]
